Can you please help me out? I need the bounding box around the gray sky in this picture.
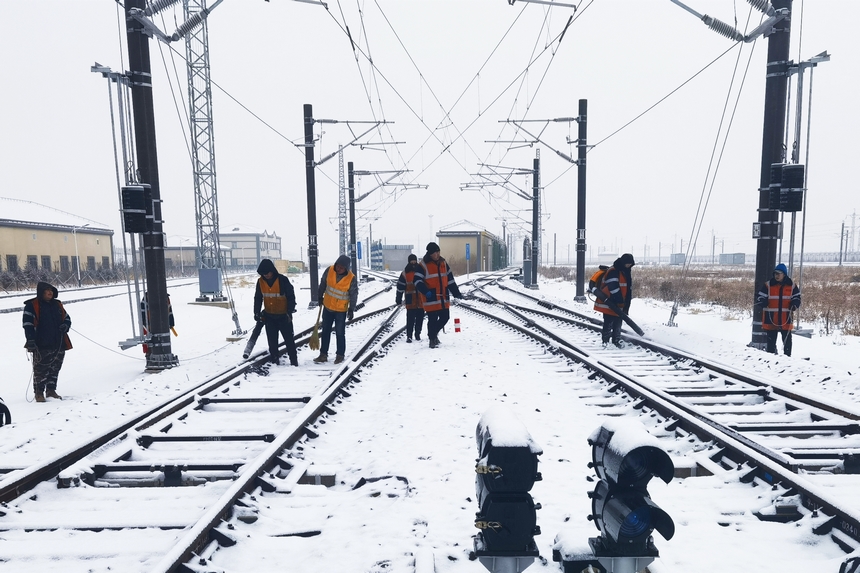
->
[1,0,856,265]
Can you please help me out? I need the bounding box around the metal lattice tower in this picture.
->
[184,0,222,277]
[338,147,349,257]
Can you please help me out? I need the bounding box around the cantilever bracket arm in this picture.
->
[504,120,577,164]
[315,124,381,166]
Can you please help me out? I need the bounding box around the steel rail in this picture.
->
[456,299,860,549]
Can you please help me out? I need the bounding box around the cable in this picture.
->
[667,6,760,326]
[591,43,740,150]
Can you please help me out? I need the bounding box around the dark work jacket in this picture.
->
[254,273,297,317]
[396,262,423,309]
[23,282,72,350]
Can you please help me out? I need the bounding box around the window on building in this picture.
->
[27,255,38,269]
[72,256,79,274]
[6,255,19,272]
[102,256,110,269]
[60,256,70,273]
[232,241,238,248]
[41,256,51,270]
[87,256,96,271]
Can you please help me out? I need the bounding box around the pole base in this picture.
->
[145,353,179,372]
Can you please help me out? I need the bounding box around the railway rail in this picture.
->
[1,270,858,571]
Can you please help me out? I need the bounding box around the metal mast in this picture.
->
[338,148,349,256]
[183,0,223,291]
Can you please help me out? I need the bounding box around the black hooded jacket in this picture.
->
[23,282,72,349]
[254,259,297,316]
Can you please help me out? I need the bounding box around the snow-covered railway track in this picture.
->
[0,304,403,572]
[459,285,860,553]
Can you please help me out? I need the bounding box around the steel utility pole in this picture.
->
[532,151,540,287]
[574,99,588,302]
[301,107,391,306]
[125,0,178,370]
[751,0,792,350]
[348,163,418,274]
[302,104,320,307]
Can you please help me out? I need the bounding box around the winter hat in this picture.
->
[408,254,418,262]
[335,254,351,270]
[426,242,441,254]
[37,281,58,299]
[256,258,276,275]
[774,263,788,275]
[618,253,636,267]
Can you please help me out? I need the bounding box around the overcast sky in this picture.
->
[1,0,856,265]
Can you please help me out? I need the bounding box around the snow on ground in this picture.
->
[1,273,859,572]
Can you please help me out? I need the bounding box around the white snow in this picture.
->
[1,273,859,572]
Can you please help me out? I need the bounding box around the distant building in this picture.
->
[436,221,506,272]
[219,225,282,271]
[369,242,414,271]
[0,197,113,273]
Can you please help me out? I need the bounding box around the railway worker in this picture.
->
[313,255,358,365]
[141,291,175,357]
[396,254,425,343]
[253,259,299,366]
[22,282,72,402]
[414,242,463,349]
[592,253,635,348]
[756,263,801,356]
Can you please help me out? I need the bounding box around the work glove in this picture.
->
[790,306,798,312]
[59,323,69,334]
[254,312,263,322]
[25,340,37,352]
[395,295,402,306]
[347,310,354,322]
[424,289,436,302]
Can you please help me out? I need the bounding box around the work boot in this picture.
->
[46,389,62,400]
[414,332,421,341]
[313,353,328,363]
[334,355,345,365]
[406,336,413,343]
[35,392,46,403]
[429,338,439,349]
[612,340,624,349]
[289,356,299,367]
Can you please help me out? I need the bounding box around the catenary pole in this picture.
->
[574,99,588,302]
[751,0,792,350]
[531,152,540,287]
[125,0,178,370]
[348,162,358,275]
[303,104,320,307]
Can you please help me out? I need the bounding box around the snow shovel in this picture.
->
[592,289,645,336]
[243,320,265,359]
[309,305,323,351]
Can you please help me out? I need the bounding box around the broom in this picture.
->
[309,305,323,351]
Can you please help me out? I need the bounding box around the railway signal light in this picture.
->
[554,420,675,573]
[472,405,542,572]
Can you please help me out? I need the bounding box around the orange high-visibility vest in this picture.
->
[259,277,288,315]
[323,268,354,312]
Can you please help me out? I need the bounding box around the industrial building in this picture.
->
[436,221,506,273]
[219,225,281,271]
[0,197,113,274]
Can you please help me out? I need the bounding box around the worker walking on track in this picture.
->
[22,282,72,402]
[313,255,358,365]
[396,253,425,343]
[414,242,462,349]
[254,259,299,366]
